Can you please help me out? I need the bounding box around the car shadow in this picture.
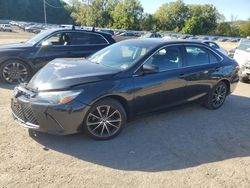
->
[29,94,250,172]
[0,83,15,90]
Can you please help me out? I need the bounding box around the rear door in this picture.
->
[70,32,110,58]
[181,45,222,101]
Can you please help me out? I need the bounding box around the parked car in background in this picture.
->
[0,24,12,32]
[234,38,250,82]
[0,28,115,84]
[119,32,136,36]
[11,39,239,140]
[228,48,236,58]
[140,32,162,38]
[202,41,228,55]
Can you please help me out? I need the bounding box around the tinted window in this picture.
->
[71,32,108,45]
[185,46,210,66]
[185,46,220,66]
[146,47,182,71]
[44,32,72,46]
[205,42,220,49]
[209,51,220,64]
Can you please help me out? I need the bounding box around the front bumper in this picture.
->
[11,95,90,135]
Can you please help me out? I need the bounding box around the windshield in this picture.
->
[88,40,153,70]
[25,30,53,45]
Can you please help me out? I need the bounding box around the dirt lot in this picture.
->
[0,29,250,188]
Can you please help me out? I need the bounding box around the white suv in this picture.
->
[234,38,250,82]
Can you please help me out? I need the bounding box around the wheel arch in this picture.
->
[220,79,231,95]
[91,94,132,120]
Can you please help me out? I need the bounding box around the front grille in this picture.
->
[11,101,39,125]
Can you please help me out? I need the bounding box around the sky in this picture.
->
[64,0,250,21]
[140,0,250,21]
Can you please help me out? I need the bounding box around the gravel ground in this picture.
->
[0,29,249,187]
[0,82,250,188]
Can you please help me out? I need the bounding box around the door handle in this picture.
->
[203,70,209,74]
[179,73,185,78]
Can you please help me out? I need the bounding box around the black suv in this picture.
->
[0,28,115,83]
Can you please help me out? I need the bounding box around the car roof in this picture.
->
[45,28,112,37]
[120,38,210,48]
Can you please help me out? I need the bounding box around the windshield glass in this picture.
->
[88,40,153,70]
[26,30,53,45]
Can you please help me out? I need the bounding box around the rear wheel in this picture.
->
[204,81,228,110]
[84,98,127,140]
[0,60,31,84]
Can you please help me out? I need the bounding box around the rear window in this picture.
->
[185,46,220,66]
[238,39,250,51]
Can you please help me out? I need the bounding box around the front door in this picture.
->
[133,46,188,114]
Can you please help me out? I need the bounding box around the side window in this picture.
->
[145,46,182,71]
[185,46,210,66]
[45,32,72,46]
[208,42,219,49]
[209,51,220,64]
[71,32,108,45]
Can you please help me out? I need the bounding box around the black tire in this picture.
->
[240,77,249,83]
[84,98,127,140]
[0,59,31,84]
[204,81,228,110]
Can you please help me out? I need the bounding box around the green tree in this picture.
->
[183,16,204,35]
[215,22,240,37]
[154,0,188,31]
[184,4,218,35]
[140,13,156,31]
[240,21,250,37]
[216,22,231,36]
[112,0,143,30]
[68,0,120,27]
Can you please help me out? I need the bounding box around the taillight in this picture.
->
[235,65,240,71]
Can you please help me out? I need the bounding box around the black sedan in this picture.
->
[0,28,115,84]
[11,39,239,140]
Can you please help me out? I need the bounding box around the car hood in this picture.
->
[0,43,33,51]
[27,58,120,91]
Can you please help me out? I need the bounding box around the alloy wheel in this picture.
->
[211,84,227,108]
[86,105,122,138]
[2,62,28,83]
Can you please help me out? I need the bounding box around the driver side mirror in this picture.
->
[246,48,250,53]
[141,64,159,75]
[41,41,53,48]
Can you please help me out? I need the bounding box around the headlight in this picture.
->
[36,90,82,104]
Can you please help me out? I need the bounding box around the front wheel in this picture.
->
[84,98,127,140]
[0,60,31,84]
[204,82,228,110]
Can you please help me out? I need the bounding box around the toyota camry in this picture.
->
[11,39,239,140]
